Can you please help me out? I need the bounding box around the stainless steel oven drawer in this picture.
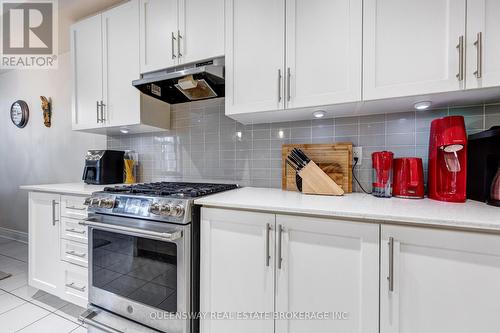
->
[61,217,88,243]
[61,239,88,267]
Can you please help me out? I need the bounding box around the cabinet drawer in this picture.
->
[61,217,88,243]
[61,195,88,219]
[62,262,88,307]
[61,239,88,267]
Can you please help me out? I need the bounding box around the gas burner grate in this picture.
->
[103,182,238,198]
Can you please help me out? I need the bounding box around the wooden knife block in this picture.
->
[299,161,344,196]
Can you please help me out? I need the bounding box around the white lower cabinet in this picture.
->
[29,192,89,307]
[381,225,500,333]
[200,208,379,333]
[276,215,379,333]
[29,192,62,294]
[200,208,275,333]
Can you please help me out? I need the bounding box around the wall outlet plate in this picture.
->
[353,147,363,166]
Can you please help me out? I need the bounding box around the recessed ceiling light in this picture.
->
[313,111,326,118]
[120,128,130,134]
[414,101,432,111]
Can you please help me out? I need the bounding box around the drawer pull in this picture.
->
[65,228,86,235]
[66,282,86,292]
[66,250,86,258]
[66,206,87,211]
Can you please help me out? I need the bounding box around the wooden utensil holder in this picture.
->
[298,161,344,196]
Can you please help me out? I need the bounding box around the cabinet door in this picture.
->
[139,0,179,73]
[276,215,379,333]
[179,0,225,64]
[381,225,500,333]
[102,0,141,127]
[201,208,275,333]
[285,0,362,109]
[71,14,103,130]
[28,192,61,294]
[225,0,285,115]
[466,0,500,89]
[363,0,466,100]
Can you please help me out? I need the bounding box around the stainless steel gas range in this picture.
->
[78,182,238,333]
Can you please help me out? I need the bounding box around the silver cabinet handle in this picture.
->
[388,237,394,292]
[79,310,124,333]
[177,30,182,58]
[66,282,86,292]
[52,200,59,226]
[79,218,183,241]
[277,224,283,269]
[65,228,86,235]
[66,205,86,211]
[278,69,283,102]
[456,35,464,81]
[287,67,291,102]
[265,223,271,267]
[96,101,101,123]
[66,250,86,258]
[473,32,483,79]
[171,32,177,59]
[100,101,106,122]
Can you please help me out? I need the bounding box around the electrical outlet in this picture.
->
[353,147,363,166]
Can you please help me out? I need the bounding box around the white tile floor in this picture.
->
[0,237,88,333]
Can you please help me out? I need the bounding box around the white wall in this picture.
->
[0,52,106,234]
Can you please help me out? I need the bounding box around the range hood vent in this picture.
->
[132,57,225,105]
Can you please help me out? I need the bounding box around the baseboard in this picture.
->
[0,226,28,244]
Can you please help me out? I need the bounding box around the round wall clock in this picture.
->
[10,100,29,128]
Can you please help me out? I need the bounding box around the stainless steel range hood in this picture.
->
[132,57,224,104]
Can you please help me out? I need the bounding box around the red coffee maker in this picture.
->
[428,116,467,202]
[393,158,425,199]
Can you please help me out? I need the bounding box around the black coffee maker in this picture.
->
[467,126,500,206]
[82,150,125,185]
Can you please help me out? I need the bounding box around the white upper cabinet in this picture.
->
[139,0,178,73]
[466,0,500,89]
[71,0,170,134]
[363,0,466,100]
[201,208,275,333]
[102,0,141,127]
[275,215,379,333]
[29,192,61,295]
[179,0,225,64]
[381,225,500,333]
[71,14,103,130]
[225,0,286,115]
[140,0,224,72]
[285,0,362,109]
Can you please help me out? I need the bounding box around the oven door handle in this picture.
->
[79,218,183,241]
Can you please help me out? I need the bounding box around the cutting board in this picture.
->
[282,143,353,193]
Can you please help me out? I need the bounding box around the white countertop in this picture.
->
[20,182,112,196]
[195,187,500,232]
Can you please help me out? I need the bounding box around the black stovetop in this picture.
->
[103,182,238,198]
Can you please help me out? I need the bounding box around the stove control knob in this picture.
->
[159,204,171,215]
[171,204,185,217]
[100,199,115,209]
[149,203,161,215]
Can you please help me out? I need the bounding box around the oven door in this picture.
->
[82,214,190,333]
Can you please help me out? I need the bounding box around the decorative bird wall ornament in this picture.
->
[40,96,51,128]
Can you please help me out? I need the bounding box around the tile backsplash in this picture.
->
[107,98,500,192]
